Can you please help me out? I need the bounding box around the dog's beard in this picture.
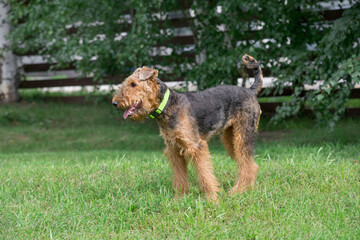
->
[128,110,148,121]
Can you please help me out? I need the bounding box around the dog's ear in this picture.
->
[127,68,141,79]
[139,66,158,81]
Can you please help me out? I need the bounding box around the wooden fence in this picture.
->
[16,7,360,116]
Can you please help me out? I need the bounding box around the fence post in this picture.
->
[0,0,20,103]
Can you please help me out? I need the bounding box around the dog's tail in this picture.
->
[242,54,263,96]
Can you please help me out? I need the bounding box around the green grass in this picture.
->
[258,96,360,108]
[1,100,359,239]
[24,75,68,81]
[19,89,111,100]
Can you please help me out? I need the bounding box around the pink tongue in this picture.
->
[123,105,137,119]
[123,109,130,119]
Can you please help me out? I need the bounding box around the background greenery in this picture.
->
[7,0,360,127]
[0,99,359,239]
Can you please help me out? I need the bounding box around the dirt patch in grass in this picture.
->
[1,134,30,146]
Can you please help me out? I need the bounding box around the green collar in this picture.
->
[149,88,170,119]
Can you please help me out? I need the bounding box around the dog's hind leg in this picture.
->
[220,126,235,159]
[230,112,259,194]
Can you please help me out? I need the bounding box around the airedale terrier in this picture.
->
[112,54,262,201]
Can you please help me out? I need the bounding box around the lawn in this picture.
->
[0,99,359,239]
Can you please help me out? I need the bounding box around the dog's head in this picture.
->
[112,66,160,121]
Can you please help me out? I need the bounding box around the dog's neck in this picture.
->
[148,79,171,119]
[153,78,177,123]
[157,78,168,97]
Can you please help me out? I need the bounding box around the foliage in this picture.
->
[7,0,176,80]
[6,0,360,126]
[183,0,360,127]
[271,2,360,127]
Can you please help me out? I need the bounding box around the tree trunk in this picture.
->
[0,0,19,103]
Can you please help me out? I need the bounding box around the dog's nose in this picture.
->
[112,101,118,107]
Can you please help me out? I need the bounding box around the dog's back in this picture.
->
[177,54,262,137]
[182,85,257,137]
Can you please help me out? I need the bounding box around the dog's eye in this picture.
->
[131,83,137,87]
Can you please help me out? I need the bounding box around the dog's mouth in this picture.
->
[123,100,142,119]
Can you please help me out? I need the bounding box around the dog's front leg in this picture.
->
[164,144,189,198]
[182,139,220,202]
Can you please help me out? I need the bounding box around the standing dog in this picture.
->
[112,54,262,201]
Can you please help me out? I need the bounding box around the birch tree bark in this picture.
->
[0,0,19,103]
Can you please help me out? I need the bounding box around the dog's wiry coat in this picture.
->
[112,54,262,201]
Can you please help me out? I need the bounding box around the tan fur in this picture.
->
[220,126,235,159]
[164,144,188,197]
[230,114,259,194]
[113,67,161,121]
[159,110,220,201]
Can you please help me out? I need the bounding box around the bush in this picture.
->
[7,0,360,127]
